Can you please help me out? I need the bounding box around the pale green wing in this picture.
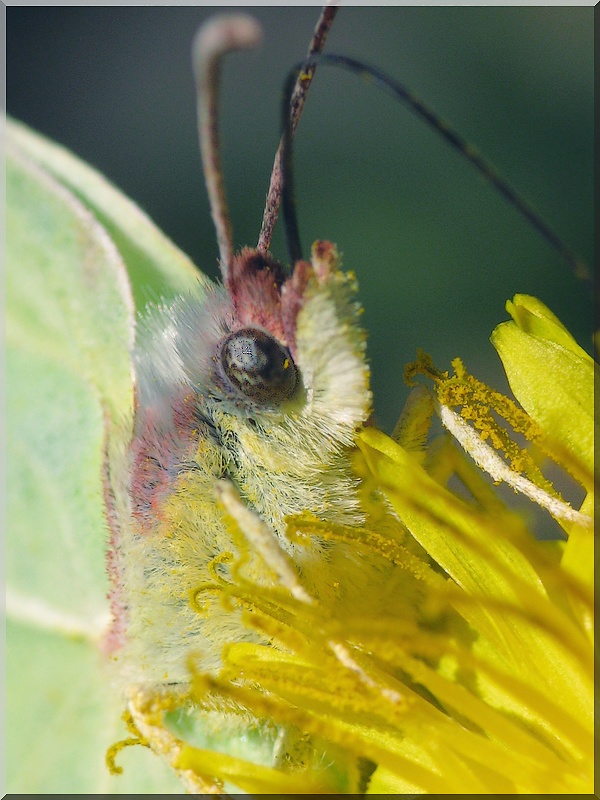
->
[6,122,201,792]
[7,118,205,308]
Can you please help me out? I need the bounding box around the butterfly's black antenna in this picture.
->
[281,53,590,284]
[192,15,262,281]
[257,4,338,256]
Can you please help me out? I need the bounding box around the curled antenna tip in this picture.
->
[193,15,263,280]
[192,15,263,79]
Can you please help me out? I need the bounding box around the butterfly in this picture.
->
[103,8,593,689]
[103,11,378,687]
[6,6,592,794]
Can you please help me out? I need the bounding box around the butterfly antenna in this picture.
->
[257,3,338,258]
[280,53,590,283]
[193,15,262,281]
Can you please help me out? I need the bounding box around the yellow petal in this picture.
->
[357,428,592,720]
[504,294,591,359]
[491,295,595,483]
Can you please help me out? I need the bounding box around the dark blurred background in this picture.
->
[7,6,593,432]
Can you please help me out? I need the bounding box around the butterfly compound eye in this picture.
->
[218,328,298,405]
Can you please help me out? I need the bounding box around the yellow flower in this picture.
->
[114,296,593,794]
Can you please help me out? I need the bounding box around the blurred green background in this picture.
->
[7,6,593,432]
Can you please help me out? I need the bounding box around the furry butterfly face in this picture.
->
[108,234,371,681]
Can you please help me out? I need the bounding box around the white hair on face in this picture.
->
[115,249,375,685]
